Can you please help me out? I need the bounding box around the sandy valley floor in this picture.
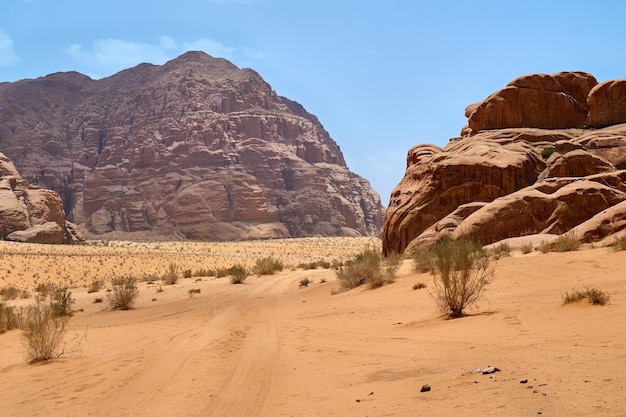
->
[0,237,625,416]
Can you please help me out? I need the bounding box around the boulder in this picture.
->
[586,79,626,127]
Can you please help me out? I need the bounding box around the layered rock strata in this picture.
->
[384,72,626,254]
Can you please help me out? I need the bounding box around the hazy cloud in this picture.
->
[0,30,20,67]
[64,36,264,77]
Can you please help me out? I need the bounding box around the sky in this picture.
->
[2,0,626,204]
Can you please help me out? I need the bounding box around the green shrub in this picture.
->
[563,286,610,305]
[108,277,139,310]
[431,237,494,318]
[253,257,284,276]
[228,264,249,284]
[21,298,70,362]
[541,146,554,159]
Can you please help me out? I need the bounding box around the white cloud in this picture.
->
[0,29,20,67]
[64,36,264,77]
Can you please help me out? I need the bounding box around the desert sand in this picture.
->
[0,238,625,416]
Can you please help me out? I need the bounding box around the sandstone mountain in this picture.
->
[384,71,626,254]
[0,152,81,243]
[0,51,383,240]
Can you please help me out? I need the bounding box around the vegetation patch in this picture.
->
[335,246,399,291]
[562,286,610,306]
[252,257,284,276]
[108,276,139,310]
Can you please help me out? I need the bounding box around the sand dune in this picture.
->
[0,239,625,416]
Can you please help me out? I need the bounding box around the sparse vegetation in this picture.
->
[183,269,192,279]
[413,282,427,290]
[0,285,21,301]
[108,276,139,310]
[0,302,20,333]
[520,243,534,254]
[335,246,398,291]
[562,286,610,306]
[299,278,311,288]
[490,242,511,259]
[411,244,434,273]
[228,264,249,284]
[541,146,555,159]
[162,263,180,285]
[540,233,580,253]
[430,237,494,318]
[21,298,70,362]
[297,260,332,270]
[188,288,201,298]
[50,286,74,317]
[87,278,104,293]
[613,235,626,251]
[252,256,284,276]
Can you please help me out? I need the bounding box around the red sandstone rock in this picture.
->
[586,79,626,127]
[0,52,383,239]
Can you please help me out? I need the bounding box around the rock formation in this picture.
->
[0,152,81,243]
[0,52,383,240]
[384,71,626,254]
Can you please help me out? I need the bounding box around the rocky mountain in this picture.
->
[384,71,626,255]
[0,51,383,240]
[0,152,81,243]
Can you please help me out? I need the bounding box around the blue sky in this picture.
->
[2,0,626,203]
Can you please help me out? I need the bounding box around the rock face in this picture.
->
[384,71,626,254]
[0,52,383,239]
[0,152,80,243]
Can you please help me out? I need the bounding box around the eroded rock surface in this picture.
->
[0,52,383,239]
[384,71,626,254]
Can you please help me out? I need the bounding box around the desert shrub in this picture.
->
[562,286,610,306]
[21,298,70,362]
[541,146,555,159]
[336,246,398,290]
[253,256,284,276]
[87,278,104,293]
[108,276,139,310]
[298,260,331,270]
[0,302,20,333]
[34,282,56,298]
[50,286,74,317]
[228,264,249,284]
[0,285,21,301]
[541,233,580,253]
[384,251,403,278]
[216,268,229,278]
[490,242,511,259]
[430,237,494,318]
[193,268,216,277]
[413,282,427,290]
[411,244,434,273]
[183,269,192,279]
[613,235,626,251]
[520,243,534,254]
[330,259,343,270]
[162,263,180,285]
[299,278,311,288]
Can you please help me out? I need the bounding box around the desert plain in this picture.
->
[0,236,625,417]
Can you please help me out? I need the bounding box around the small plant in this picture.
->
[336,246,397,290]
[0,302,20,333]
[21,298,70,362]
[541,233,580,253]
[162,263,180,285]
[411,244,433,273]
[299,278,311,288]
[430,237,494,318]
[253,257,284,276]
[297,260,331,270]
[228,264,249,284]
[183,269,192,279]
[413,282,427,290]
[613,235,626,251]
[50,286,74,317]
[541,146,555,159]
[187,288,201,298]
[563,286,610,305]
[87,279,104,293]
[0,285,21,301]
[108,277,139,310]
[490,242,511,259]
[520,243,534,254]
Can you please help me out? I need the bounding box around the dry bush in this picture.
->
[413,282,427,290]
[21,298,70,362]
[0,302,20,333]
[108,276,139,310]
[613,235,626,251]
[411,244,434,273]
[87,278,104,293]
[50,286,74,317]
[299,278,311,288]
[0,285,21,301]
[336,246,398,290]
[520,243,534,254]
[563,287,610,306]
[540,233,580,253]
[297,260,331,270]
[490,242,511,259]
[228,264,249,284]
[431,237,493,318]
[253,257,284,276]
[162,263,180,285]
[187,288,201,298]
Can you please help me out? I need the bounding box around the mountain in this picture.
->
[384,71,626,254]
[0,51,383,240]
